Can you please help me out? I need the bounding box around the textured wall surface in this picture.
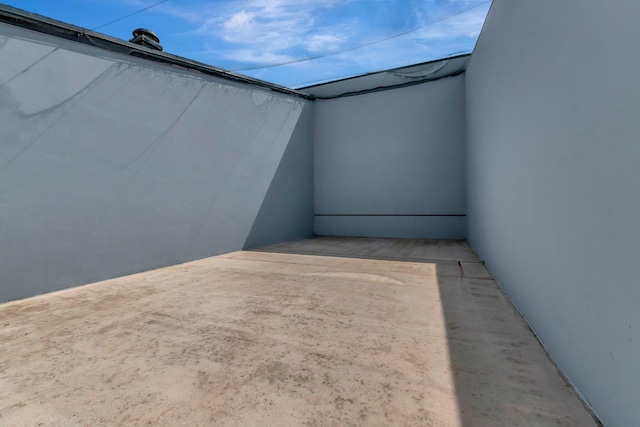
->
[0,23,313,303]
[465,1,640,425]
[243,103,314,249]
[313,76,466,239]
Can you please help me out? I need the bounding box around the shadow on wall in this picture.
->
[243,104,314,250]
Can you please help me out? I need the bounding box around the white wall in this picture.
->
[0,23,313,303]
[466,1,640,426]
[313,75,466,239]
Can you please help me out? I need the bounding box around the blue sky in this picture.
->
[3,0,491,88]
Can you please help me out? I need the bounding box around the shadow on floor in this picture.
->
[256,236,600,426]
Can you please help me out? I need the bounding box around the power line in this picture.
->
[232,1,490,72]
[92,0,170,31]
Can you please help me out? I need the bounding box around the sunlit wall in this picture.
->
[0,23,314,302]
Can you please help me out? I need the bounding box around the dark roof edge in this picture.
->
[0,5,314,100]
[312,70,466,100]
[295,53,471,92]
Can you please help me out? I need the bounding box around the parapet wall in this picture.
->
[0,22,314,302]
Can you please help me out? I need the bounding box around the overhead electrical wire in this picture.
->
[232,0,491,72]
[86,0,489,79]
[92,0,170,31]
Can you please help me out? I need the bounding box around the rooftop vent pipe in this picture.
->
[129,28,163,51]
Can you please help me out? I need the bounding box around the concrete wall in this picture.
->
[0,23,313,303]
[465,1,640,426]
[243,103,314,249]
[313,75,466,239]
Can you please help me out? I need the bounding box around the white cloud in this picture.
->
[415,3,489,40]
[224,48,295,65]
[156,0,353,66]
[223,10,255,36]
[219,7,312,52]
[306,33,344,53]
[151,0,490,84]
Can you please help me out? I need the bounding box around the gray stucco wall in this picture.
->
[243,103,314,249]
[0,23,313,303]
[313,76,467,239]
[465,1,640,426]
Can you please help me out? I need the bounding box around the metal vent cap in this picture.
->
[129,28,162,51]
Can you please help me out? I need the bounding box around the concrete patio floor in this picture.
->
[0,237,598,426]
